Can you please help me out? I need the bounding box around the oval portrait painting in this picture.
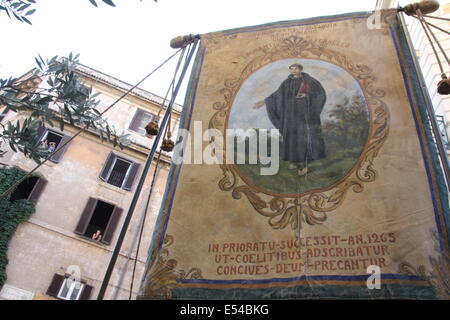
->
[227,58,370,196]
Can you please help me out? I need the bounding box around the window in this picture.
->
[46,274,93,300]
[107,158,132,188]
[57,278,84,300]
[74,197,123,245]
[128,108,159,136]
[10,175,47,203]
[36,127,71,163]
[99,152,140,191]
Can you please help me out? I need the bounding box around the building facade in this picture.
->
[376,0,450,155]
[0,63,181,300]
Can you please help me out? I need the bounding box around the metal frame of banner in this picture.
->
[96,36,200,300]
[397,10,450,191]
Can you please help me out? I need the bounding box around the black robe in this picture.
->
[264,72,326,163]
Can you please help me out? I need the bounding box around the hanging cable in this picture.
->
[128,151,162,300]
[398,10,450,189]
[97,37,200,300]
[418,18,450,37]
[160,44,192,153]
[413,9,450,95]
[421,14,450,22]
[127,44,188,292]
[416,10,450,68]
[146,47,187,136]
[0,49,183,201]
[415,10,445,74]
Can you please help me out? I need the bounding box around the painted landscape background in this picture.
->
[228,59,370,195]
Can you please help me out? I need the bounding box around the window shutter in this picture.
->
[101,206,122,245]
[99,152,116,181]
[50,134,71,163]
[36,126,46,144]
[28,177,47,203]
[79,284,93,300]
[123,162,140,191]
[129,108,144,132]
[75,198,97,235]
[46,274,65,298]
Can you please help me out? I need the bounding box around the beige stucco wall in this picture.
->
[82,76,181,153]
[0,70,178,299]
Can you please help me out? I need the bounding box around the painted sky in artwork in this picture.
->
[228,58,366,130]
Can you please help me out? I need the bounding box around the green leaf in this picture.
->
[21,15,31,25]
[64,104,74,125]
[102,0,115,7]
[5,7,11,18]
[35,57,42,70]
[9,142,17,152]
[18,3,31,12]
[12,11,22,21]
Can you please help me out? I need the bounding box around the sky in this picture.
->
[0,0,378,103]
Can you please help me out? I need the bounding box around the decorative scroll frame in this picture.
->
[141,235,202,299]
[399,254,450,299]
[398,231,450,300]
[211,35,390,233]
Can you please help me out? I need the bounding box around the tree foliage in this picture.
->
[323,95,369,149]
[0,0,36,25]
[0,53,131,163]
[0,166,36,290]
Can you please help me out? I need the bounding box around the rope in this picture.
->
[128,151,162,300]
[166,46,191,140]
[156,47,187,119]
[415,10,450,69]
[165,43,194,140]
[97,38,200,300]
[414,9,446,75]
[422,14,450,22]
[419,18,450,37]
[0,49,182,200]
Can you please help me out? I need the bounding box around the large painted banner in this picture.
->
[139,9,450,299]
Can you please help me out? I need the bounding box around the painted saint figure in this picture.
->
[254,63,327,176]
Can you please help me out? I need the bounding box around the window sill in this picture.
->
[127,129,154,139]
[75,235,109,247]
[98,181,128,195]
[43,161,56,168]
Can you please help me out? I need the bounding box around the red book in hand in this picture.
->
[297,82,311,98]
